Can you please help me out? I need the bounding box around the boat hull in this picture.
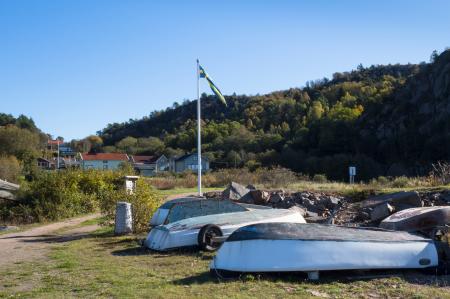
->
[211,239,438,272]
[210,223,439,273]
[145,209,305,251]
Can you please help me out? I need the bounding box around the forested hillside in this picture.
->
[0,114,47,182]
[98,50,450,180]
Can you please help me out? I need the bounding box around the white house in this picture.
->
[80,153,129,170]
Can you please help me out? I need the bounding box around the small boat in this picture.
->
[380,206,450,234]
[145,208,305,251]
[149,197,271,226]
[210,223,439,279]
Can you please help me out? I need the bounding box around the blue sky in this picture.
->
[1,0,449,140]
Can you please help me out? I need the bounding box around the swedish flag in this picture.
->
[198,64,227,106]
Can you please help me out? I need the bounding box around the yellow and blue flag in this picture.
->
[199,64,227,106]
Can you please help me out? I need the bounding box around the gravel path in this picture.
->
[0,214,100,268]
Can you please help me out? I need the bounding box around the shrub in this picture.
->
[429,161,450,185]
[1,169,161,230]
[98,180,161,233]
[312,174,327,183]
[0,155,21,183]
[390,176,410,188]
[376,176,390,185]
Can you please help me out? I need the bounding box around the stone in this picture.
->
[249,190,270,205]
[362,191,422,208]
[246,184,257,190]
[319,196,341,210]
[222,182,250,201]
[269,193,285,204]
[370,203,394,221]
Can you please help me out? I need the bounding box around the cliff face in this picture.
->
[359,50,450,175]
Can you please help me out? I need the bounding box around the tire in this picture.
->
[198,224,223,251]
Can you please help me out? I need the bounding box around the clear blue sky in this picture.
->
[1,0,449,140]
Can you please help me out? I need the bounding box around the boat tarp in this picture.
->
[164,199,248,224]
[163,209,300,232]
[226,223,433,243]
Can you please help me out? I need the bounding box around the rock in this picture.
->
[306,210,319,218]
[249,190,270,205]
[319,196,341,210]
[222,182,250,201]
[370,203,394,221]
[0,190,15,201]
[362,191,422,208]
[246,184,257,190]
[203,191,221,199]
[269,193,285,204]
[438,192,450,205]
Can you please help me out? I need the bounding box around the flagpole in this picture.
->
[196,59,202,196]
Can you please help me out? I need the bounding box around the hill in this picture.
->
[97,50,450,180]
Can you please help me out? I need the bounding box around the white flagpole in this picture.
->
[196,59,202,196]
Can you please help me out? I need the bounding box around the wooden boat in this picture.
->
[210,223,439,279]
[145,208,305,251]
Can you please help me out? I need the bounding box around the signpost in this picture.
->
[349,166,356,184]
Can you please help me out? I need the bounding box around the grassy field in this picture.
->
[1,185,450,298]
[1,222,449,298]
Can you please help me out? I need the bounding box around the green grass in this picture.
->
[1,226,449,298]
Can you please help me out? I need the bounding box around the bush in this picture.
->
[0,155,21,183]
[98,180,161,233]
[312,174,327,183]
[0,169,161,230]
[390,176,411,188]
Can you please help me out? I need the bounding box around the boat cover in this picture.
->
[161,209,304,232]
[226,223,433,243]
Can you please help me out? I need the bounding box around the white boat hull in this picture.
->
[145,209,305,251]
[211,239,438,272]
[210,223,439,274]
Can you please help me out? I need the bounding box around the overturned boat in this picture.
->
[145,208,305,251]
[210,223,439,279]
[380,206,450,235]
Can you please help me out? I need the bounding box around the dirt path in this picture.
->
[0,214,100,268]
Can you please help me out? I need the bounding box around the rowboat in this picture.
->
[145,208,306,251]
[210,223,439,279]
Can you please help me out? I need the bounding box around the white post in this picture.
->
[196,59,202,196]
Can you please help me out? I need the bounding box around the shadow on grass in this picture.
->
[173,268,450,287]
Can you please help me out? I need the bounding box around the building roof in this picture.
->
[81,153,129,161]
[132,155,158,164]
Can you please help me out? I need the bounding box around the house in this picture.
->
[170,153,209,173]
[80,153,129,170]
[131,155,169,176]
[37,158,52,170]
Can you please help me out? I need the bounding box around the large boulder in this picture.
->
[362,191,422,209]
[249,190,270,205]
[370,203,394,221]
[222,182,250,201]
[269,193,285,204]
